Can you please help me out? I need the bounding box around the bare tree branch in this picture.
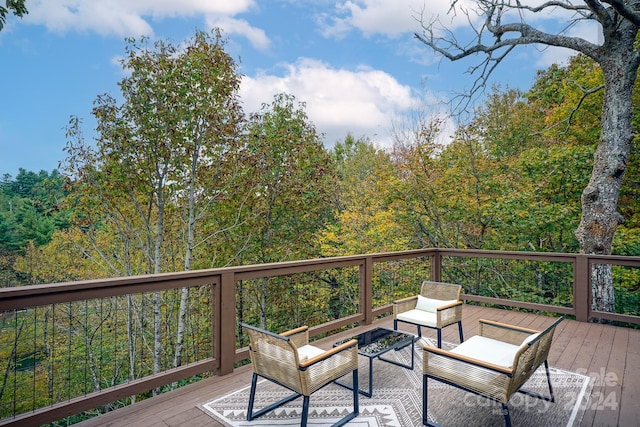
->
[523,0,592,13]
[413,0,624,111]
[600,0,640,26]
[563,81,606,134]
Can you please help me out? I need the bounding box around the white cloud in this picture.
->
[240,58,421,147]
[321,0,609,104]
[322,0,599,65]
[320,0,477,39]
[24,1,151,36]
[533,45,574,68]
[206,16,270,51]
[23,0,260,39]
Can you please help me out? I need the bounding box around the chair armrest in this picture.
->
[297,339,358,395]
[479,319,538,334]
[393,295,418,317]
[478,319,537,345]
[298,339,358,370]
[435,302,462,327]
[282,325,310,347]
[282,325,309,336]
[394,295,418,304]
[436,300,462,310]
[299,339,358,369]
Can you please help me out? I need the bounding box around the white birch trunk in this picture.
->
[153,177,166,395]
[174,146,200,369]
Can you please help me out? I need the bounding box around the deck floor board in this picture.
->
[77,305,640,427]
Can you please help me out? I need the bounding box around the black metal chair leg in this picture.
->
[246,373,301,421]
[334,369,360,426]
[458,321,464,343]
[301,396,310,427]
[437,329,442,348]
[502,403,512,427]
[422,375,443,426]
[353,369,359,413]
[247,373,258,421]
[422,374,429,425]
[544,360,555,402]
[518,360,555,402]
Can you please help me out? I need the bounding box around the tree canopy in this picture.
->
[3,26,639,319]
[0,0,27,31]
[415,0,640,313]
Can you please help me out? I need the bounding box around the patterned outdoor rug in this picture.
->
[200,337,593,426]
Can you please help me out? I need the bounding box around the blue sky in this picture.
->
[0,0,592,178]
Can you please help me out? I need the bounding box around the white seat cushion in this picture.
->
[397,309,438,327]
[450,336,520,368]
[297,344,326,362]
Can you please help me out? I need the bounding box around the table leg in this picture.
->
[333,336,415,398]
[377,339,415,370]
[333,355,374,398]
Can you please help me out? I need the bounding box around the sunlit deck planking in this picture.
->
[77,305,640,427]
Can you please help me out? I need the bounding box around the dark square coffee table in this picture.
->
[333,327,415,397]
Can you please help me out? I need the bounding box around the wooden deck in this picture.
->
[77,305,640,427]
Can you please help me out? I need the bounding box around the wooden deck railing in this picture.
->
[0,248,639,427]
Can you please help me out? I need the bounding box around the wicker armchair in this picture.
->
[242,323,359,427]
[422,317,564,427]
[393,281,464,348]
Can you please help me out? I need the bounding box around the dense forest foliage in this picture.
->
[0,169,70,286]
[2,29,640,424]
[1,32,639,287]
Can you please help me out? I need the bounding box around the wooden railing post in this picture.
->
[431,250,442,282]
[362,257,373,325]
[574,254,590,322]
[218,272,236,375]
